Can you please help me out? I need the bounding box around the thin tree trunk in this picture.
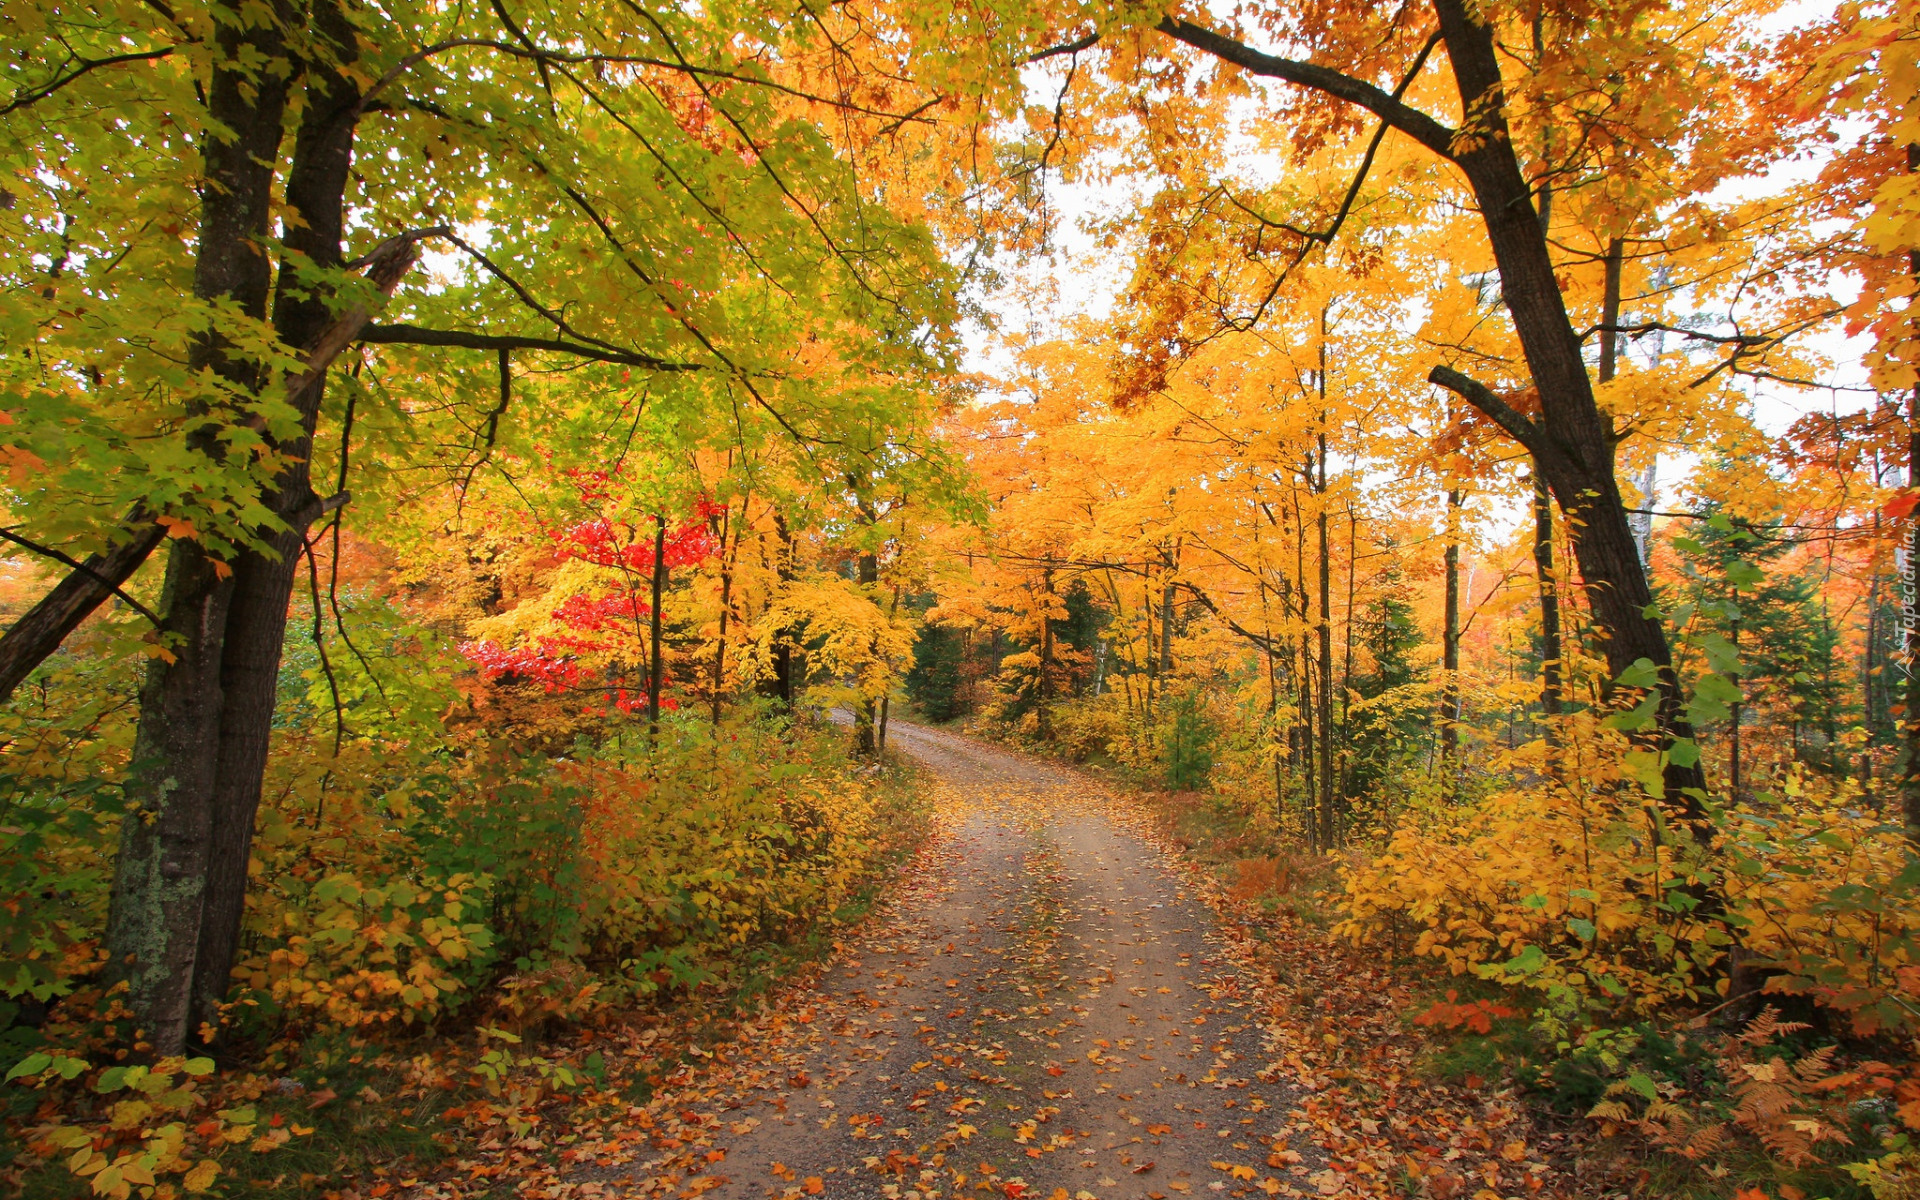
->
[1160,546,1177,679]
[879,581,900,753]
[761,513,797,707]
[1315,433,1334,847]
[1441,488,1463,793]
[648,515,667,735]
[1037,571,1055,741]
[710,501,739,724]
[1341,507,1356,734]
[1904,141,1920,843]
[1534,468,1563,730]
[853,540,879,756]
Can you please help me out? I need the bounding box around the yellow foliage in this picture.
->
[1336,715,1920,1028]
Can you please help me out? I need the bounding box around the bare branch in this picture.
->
[357,323,700,371]
[0,528,162,626]
[0,47,179,117]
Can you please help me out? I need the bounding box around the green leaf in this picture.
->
[1604,693,1661,733]
[1667,738,1700,768]
[182,1058,215,1077]
[1504,944,1549,976]
[1625,1072,1659,1101]
[1694,672,1742,703]
[5,1052,51,1082]
[1615,658,1662,690]
[1567,918,1596,942]
[1687,694,1729,727]
[1699,632,1739,676]
[1622,749,1665,797]
[1724,559,1764,589]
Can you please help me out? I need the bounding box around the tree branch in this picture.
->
[0,529,162,626]
[0,47,179,117]
[1155,18,1458,159]
[1029,31,1102,62]
[0,521,167,706]
[1427,365,1543,456]
[357,323,700,370]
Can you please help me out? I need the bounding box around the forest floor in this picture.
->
[462,722,1566,1200]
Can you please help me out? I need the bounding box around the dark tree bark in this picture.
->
[1315,434,1334,846]
[1903,141,1920,844]
[1534,469,1562,725]
[105,0,297,1055]
[648,514,667,735]
[1036,570,1055,742]
[710,499,744,724]
[190,0,368,1036]
[1422,2,1710,828]
[1441,488,1463,791]
[853,542,879,756]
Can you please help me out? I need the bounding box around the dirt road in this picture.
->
[584,722,1324,1200]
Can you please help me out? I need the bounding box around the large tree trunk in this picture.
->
[190,2,364,1036]
[105,0,297,1054]
[107,547,237,1054]
[1428,0,1711,831]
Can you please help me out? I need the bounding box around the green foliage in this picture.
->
[1164,690,1215,791]
[906,621,968,722]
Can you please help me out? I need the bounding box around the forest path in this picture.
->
[579,722,1326,1200]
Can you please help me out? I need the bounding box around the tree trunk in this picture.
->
[853,545,879,756]
[878,581,901,753]
[1160,547,1177,680]
[1315,436,1334,846]
[648,515,667,735]
[1441,488,1463,791]
[1036,572,1055,741]
[1534,469,1562,728]
[191,0,364,1037]
[107,547,237,1055]
[761,513,797,707]
[1428,0,1710,829]
[1729,618,1745,796]
[104,0,296,1056]
[1903,141,1920,843]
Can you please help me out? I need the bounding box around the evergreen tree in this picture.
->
[1671,506,1844,782]
[1342,584,1428,800]
[906,624,968,722]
